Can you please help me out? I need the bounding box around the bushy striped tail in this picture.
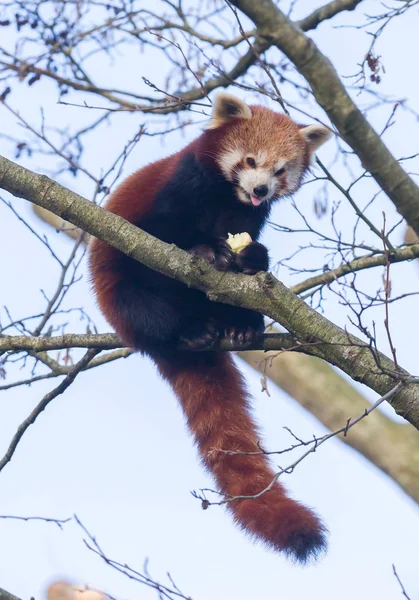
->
[154,350,327,563]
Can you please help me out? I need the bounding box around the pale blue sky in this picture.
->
[0,1,418,598]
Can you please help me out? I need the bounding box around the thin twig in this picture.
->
[194,379,418,507]
[392,564,412,600]
[0,514,71,529]
[0,348,100,474]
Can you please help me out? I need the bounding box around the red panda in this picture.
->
[89,93,331,562]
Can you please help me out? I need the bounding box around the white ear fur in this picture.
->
[206,92,252,130]
[299,124,332,153]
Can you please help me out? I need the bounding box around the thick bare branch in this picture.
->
[297,0,364,31]
[1,154,419,428]
[31,201,419,300]
[0,588,21,600]
[0,332,295,353]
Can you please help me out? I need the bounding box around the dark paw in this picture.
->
[212,239,235,271]
[189,244,216,263]
[223,325,258,347]
[223,315,265,347]
[179,321,219,350]
[189,240,234,272]
[235,242,269,275]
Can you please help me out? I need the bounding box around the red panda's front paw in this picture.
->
[236,242,269,275]
[189,240,234,271]
[188,243,216,263]
[210,238,235,271]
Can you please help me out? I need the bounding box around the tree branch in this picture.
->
[290,244,419,295]
[0,589,21,600]
[30,202,419,297]
[0,0,366,115]
[297,0,364,32]
[0,332,296,353]
[0,348,134,392]
[0,348,100,474]
[1,154,419,428]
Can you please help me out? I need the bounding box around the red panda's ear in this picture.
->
[299,124,332,153]
[206,92,252,129]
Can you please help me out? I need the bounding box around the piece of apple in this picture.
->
[226,232,252,253]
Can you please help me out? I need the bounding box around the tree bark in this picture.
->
[1,154,419,429]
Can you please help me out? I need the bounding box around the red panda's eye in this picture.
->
[275,167,286,177]
[246,157,256,168]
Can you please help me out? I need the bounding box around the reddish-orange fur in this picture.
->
[91,152,184,342]
[89,94,329,561]
[155,351,325,560]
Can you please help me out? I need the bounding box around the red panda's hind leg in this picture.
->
[179,319,219,351]
[112,282,183,349]
[213,303,265,347]
[112,278,220,352]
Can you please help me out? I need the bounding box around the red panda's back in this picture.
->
[104,153,180,222]
[89,150,183,332]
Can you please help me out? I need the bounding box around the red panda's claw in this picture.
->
[188,243,216,263]
[188,240,234,272]
[212,239,235,272]
[224,324,262,347]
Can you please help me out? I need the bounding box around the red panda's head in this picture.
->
[205,92,332,207]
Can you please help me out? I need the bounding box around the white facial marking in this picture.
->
[219,148,305,205]
[285,166,302,193]
[218,148,244,181]
[256,150,267,164]
[283,161,304,194]
[236,188,249,204]
[239,168,270,192]
[274,158,287,173]
[237,167,276,204]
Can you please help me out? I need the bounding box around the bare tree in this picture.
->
[1,0,419,597]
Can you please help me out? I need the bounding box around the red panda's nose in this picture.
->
[253,184,268,198]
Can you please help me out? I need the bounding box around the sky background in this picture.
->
[0,1,419,599]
